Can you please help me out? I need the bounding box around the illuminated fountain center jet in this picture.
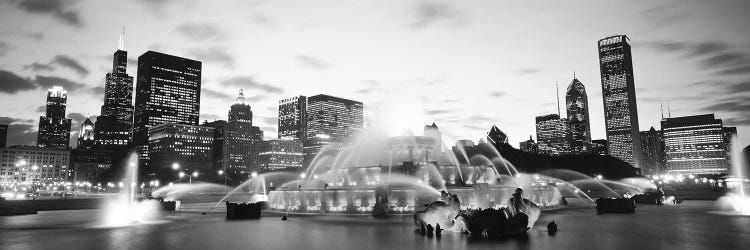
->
[101,153,161,227]
[716,135,750,214]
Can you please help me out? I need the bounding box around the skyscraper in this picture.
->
[94,31,134,151]
[37,86,72,149]
[133,51,202,147]
[0,124,7,148]
[598,35,642,168]
[535,114,571,156]
[566,76,591,154]
[424,122,442,152]
[133,51,201,170]
[304,94,363,165]
[640,127,664,175]
[77,117,95,149]
[224,90,264,173]
[306,94,363,141]
[202,120,226,172]
[278,96,307,140]
[662,114,729,175]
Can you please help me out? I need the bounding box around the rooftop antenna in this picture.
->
[667,101,672,118]
[660,102,664,119]
[556,82,561,117]
[573,69,576,79]
[118,26,125,51]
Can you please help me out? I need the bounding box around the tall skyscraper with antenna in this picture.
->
[566,76,592,154]
[94,29,134,151]
[598,35,642,168]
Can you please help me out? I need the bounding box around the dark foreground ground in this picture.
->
[1,200,749,250]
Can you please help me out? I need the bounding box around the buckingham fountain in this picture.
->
[262,128,565,216]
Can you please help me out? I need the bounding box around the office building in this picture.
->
[662,114,729,175]
[70,148,117,183]
[535,114,572,156]
[640,127,664,175]
[202,120,227,171]
[306,94,363,141]
[278,96,307,140]
[566,76,592,154]
[598,35,642,168]
[37,86,72,149]
[0,146,70,184]
[258,139,304,171]
[77,118,95,149]
[0,124,7,148]
[304,94,363,165]
[94,31,135,151]
[225,90,264,173]
[148,123,214,179]
[133,51,201,171]
[133,51,202,147]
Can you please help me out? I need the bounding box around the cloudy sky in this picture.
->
[1,0,749,148]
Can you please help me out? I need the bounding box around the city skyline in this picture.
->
[1,0,750,149]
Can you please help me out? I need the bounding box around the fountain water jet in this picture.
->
[101,153,161,227]
[716,135,750,214]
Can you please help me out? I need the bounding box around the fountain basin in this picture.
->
[266,184,563,215]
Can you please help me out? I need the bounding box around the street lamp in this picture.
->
[172,162,180,171]
[218,170,224,175]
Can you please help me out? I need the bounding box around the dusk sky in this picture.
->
[1,0,749,148]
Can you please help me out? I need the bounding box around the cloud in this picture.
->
[34,75,88,91]
[202,88,234,100]
[23,62,54,72]
[14,0,82,27]
[488,91,506,98]
[638,4,685,29]
[0,69,37,93]
[219,76,283,94]
[251,14,274,27]
[175,23,226,41]
[295,55,331,70]
[425,109,453,115]
[467,114,494,122]
[410,1,466,29]
[637,40,750,76]
[188,47,234,67]
[23,55,89,77]
[356,80,385,95]
[0,41,8,57]
[35,105,45,113]
[0,117,37,146]
[261,116,278,125]
[515,68,542,75]
[51,55,88,76]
